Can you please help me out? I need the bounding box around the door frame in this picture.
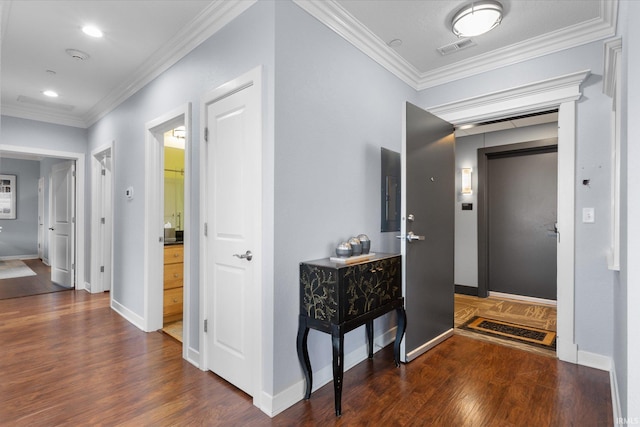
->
[429,69,589,363]
[38,177,44,260]
[0,144,86,289]
[199,66,264,406]
[91,142,114,293]
[143,103,192,360]
[477,138,558,299]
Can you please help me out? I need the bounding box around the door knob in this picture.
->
[49,227,55,231]
[233,250,253,261]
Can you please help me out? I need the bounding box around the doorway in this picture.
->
[143,104,191,359]
[0,145,86,291]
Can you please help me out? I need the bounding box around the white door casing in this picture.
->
[200,67,263,400]
[91,143,114,293]
[51,161,75,288]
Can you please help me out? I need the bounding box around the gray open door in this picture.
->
[400,102,455,362]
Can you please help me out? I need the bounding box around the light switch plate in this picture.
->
[582,207,595,223]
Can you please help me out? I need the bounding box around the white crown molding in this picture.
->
[82,0,257,128]
[293,0,422,89]
[428,69,591,125]
[603,37,622,98]
[297,0,617,91]
[1,104,87,128]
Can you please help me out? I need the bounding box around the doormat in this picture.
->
[460,316,556,350]
[0,260,37,280]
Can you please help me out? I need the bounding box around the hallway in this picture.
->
[0,290,611,425]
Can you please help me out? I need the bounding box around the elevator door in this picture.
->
[487,146,557,300]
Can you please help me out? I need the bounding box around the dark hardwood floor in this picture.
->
[0,290,612,426]
[0,258,69,300]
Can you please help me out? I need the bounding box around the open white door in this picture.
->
[50,161,75,288]
[202,68,262,397]
[91,146,113,293]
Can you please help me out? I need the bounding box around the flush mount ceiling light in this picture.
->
[451,1,503,38]
[43,90,59,98]
[82,25,103,38]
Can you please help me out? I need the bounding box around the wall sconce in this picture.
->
[461,168,473,195]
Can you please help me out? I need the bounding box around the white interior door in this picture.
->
[92,148,113,293]
[50,161,75,288]
[38,177,44,260]
[203,71,261,396]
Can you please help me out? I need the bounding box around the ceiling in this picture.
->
[0,0,617,131]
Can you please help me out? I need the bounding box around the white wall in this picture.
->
[0,158,39,257]
[273,1,417,394]
[454,123,558,288]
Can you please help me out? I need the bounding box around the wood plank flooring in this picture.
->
[0,290,612,425]
[0,258,68,300]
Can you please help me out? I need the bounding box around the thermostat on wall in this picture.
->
[125,186,134,200]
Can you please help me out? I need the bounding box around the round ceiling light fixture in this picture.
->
[82,25,103,38]
[43,90,59,98]
[451,1,503,38]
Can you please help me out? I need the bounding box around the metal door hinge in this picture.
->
[204,319,208,333]
[72,217,76,224]
[204,127,209,142]
[72,171,76,178]
[100,266,105,273]
[101,217,105,224]
[204,222,208,237]
[72,263,75,270]
[101,169,106,176]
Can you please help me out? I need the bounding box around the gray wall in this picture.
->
[86,0,276,385]
[273,1,417,392]
[0,158,39,257]
[417,41,615,358]
[454,123,558,287]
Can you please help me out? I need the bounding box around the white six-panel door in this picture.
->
[51,161,75,287]
[202,68,262,396]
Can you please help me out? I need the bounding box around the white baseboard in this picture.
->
[405,329,454,362]
[610,359,621,426]
[577,349,612,371]
[111,298,146,331]
[186,347,200,369]
[262,326,398,417]
[489,291,557,306]
[0,254,39,261]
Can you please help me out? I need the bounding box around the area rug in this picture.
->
[460,316,556,350]
[0,260,37,280]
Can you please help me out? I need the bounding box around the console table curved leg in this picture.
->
[394,306,407,366]
[365,320,374,359]
[331,325,345,416]
[296,316,312,399]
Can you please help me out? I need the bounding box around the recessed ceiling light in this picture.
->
[43,90,59,98]
[82,25,103,38]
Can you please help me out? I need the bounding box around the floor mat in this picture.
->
[460,316,556,350]
[0,260,37,280]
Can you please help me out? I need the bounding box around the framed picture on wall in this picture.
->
[0,174,16,219]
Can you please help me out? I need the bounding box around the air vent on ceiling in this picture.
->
[65,48,90,61]
[17,95,75,111]
[437,38,477,56]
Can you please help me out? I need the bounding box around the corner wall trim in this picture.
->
[111,298,145,331]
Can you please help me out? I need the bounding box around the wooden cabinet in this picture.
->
[297,253,406,416]
[163,244,183,324]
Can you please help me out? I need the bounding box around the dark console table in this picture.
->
[296,253,406,416]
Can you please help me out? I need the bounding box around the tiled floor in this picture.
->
[454,293,557,357]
